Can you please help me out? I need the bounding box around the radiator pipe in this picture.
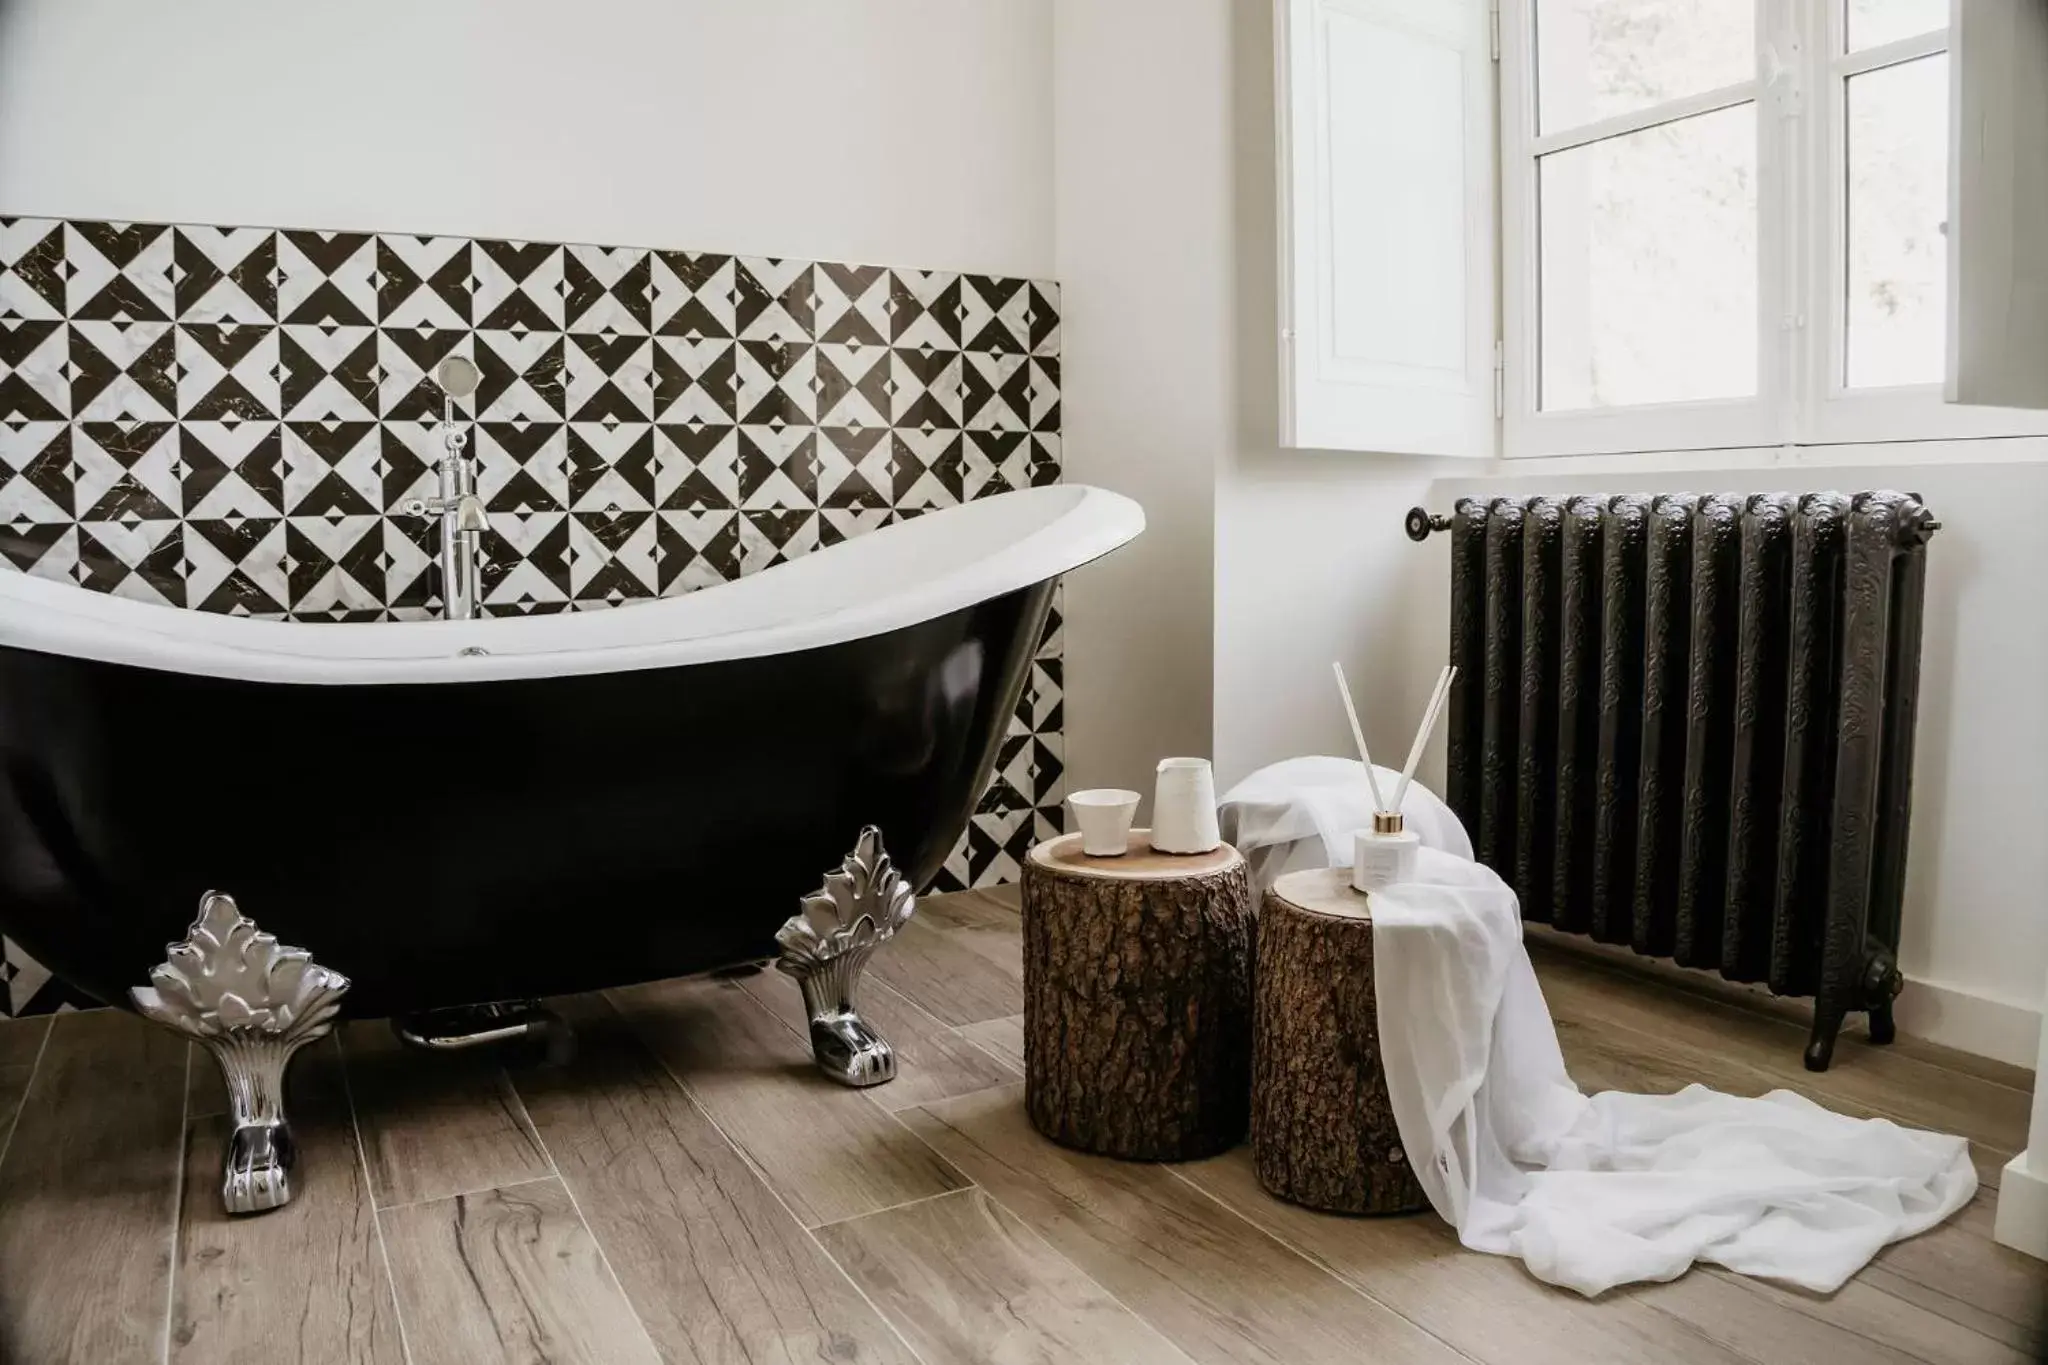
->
[1405,507,1451,541]
[1405,500,1941,544]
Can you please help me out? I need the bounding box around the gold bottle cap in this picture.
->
[1372,810,1405,835]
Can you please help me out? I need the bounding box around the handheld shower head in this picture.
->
[434,355,480,400]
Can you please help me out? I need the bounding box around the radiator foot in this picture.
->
[1866,999,1897,1046]
[1803,1017,1841,1072]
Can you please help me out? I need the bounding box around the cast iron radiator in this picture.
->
[1406,492,1939,1071]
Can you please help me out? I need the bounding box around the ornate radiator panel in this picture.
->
[1438,490,1937,1070]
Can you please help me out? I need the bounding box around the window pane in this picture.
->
[1846,54,1947,389]
[1540,104,1757,411]
[1846,0,1946,51]
[1537,0,1752,133]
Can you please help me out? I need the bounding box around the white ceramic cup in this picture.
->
[1067,788,1141,856]
[1150,757,1222,854]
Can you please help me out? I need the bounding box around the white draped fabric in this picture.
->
[1215,763,1976,1296]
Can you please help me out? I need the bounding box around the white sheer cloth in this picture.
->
[1216,757,1471,898]
[1367,847,1978,1296]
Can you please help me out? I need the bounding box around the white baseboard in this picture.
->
[1892,976,2042,1070]
[1994,1154,2048,1261]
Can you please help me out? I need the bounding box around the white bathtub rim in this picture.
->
[0,486,1142,685]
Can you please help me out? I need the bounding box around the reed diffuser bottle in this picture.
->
[1332,661,1455,896]
[1352,809,1422,894]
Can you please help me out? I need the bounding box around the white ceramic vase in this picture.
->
[1150,757,1222,854]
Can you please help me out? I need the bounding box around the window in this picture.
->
[1500,0,2047,455]
[1275,0,2048,457]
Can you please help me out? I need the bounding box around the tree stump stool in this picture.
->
[1253,867,1428,1214]
[1021,830,1255,1160]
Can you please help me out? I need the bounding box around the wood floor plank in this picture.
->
[340,1018,550,1208]
[903,1084,1466,1365]
[1535,950,2031,1158]
[1862,1188,2048,1355]
[187,1040,224,1119]
[0,1013,51,1153]
[514,994,919,1365]
[610,975,969,1227]
[0,1008,187,1365]
[868,890,1025,1027]
[956,1014,1026,1073]
[1173,1146,1753,1365]
[1527,934,2039,1093]
[1549,1006,2013,1190]
[1185,1145,2025,1365]
[171,1037,404,1364]
[380,1176,661,1365]
[815,1186,1193,1365]
[736,970,1020,1111]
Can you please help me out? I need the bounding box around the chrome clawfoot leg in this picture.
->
[775,827,915,1087]
[131,892,349,1215]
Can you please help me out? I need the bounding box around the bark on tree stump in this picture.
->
[1253,867,1428,1214]
[1021,831,1254,1160]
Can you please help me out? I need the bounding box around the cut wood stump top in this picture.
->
[1025,830,1242,881]
[1269,866,1373,921]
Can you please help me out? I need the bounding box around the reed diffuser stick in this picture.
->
[1331,661,1389,812]
[1392,664,1456,812]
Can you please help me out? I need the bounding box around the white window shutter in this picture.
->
[1946,0,2048,410]
[1276,0,1497,455]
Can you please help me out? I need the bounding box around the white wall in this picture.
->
[0,0,1054,279]
[1057,0,2044,1067]
[1052,0,1221,796]
[1212,0,1463,791]
[1053,0,1452,803]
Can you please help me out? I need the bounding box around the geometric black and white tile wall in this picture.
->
[0,216,1064,1015]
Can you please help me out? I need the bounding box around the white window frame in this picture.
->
[1498,0,2048,460]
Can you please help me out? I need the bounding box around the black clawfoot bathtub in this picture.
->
[0,485,1140,1014]
[0,484,1141,1212]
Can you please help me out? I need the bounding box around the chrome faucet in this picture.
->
[402,357,490,621]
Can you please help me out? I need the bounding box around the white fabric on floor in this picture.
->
[1216,756,1471,898]
[1363,847,1978,1297]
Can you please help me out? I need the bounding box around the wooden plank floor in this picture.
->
[0,883,2038,1364]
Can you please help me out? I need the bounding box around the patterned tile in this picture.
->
[280,323,376,421]
[0,421,75,523]
[473,241,566,332]
[653,423,739,511]
[283,514,385,619]
[376,328,472,421]
[73,420,180,521]
[66,222,175,322]
[277,230,376,327]
[69,320,176,421]
[563,244,651,336]
[0,219,67,322]
[376,235,473,330]
[180,420,285,519]
[0,319,68,421]
[172,226,278,324]
[176,322,280,420]
[650,251,736,339]
[474,330,567,420]
[0,214,1064,1012]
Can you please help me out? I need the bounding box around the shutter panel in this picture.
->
[1276,0,1497,454]
[1946,0,2048,410]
